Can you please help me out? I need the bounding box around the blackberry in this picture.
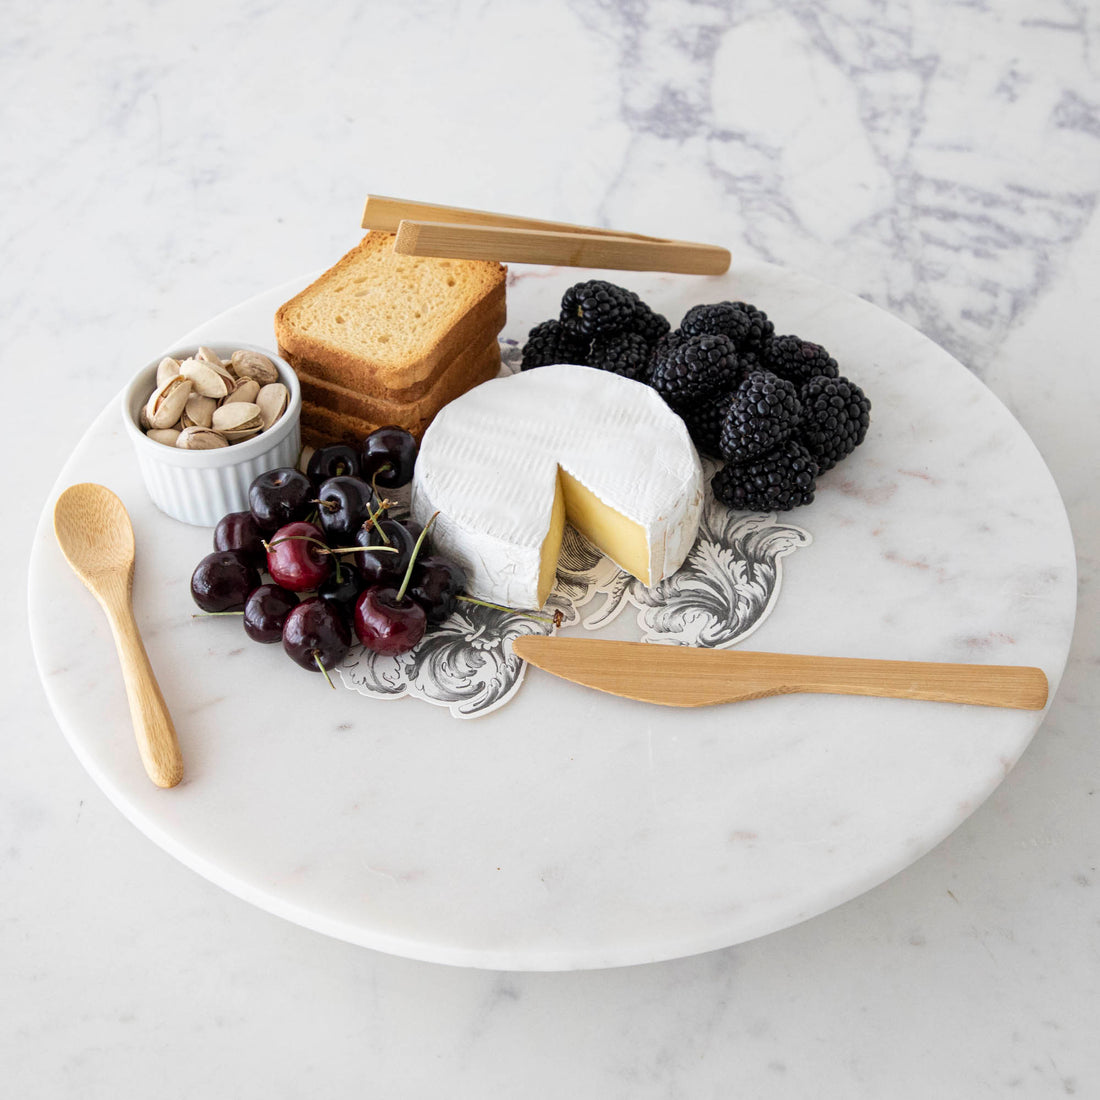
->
[560,280,641,338]
[629,302,671,344]
[761,335,839,387]
[521,319,587,371]
[649,333,738,411]
[719,371,802,464]
[680,301,774,351]
[712,440,818,512]
[587,330,651,380]
[799,375,871,471]
[683,391,735,458]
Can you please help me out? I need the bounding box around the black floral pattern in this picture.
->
[338,459,811,718]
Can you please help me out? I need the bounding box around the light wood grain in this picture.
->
[362,194,670,242]
[53,483,183,788]
[393,220,731,275]
[511,637,1049,711]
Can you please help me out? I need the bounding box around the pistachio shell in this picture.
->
[139,404,152,430]
[180,358,230,400]
[176,426,229,450]
[222,427,263,443]
[156,356,181,388]
[212,401,263,433]
[147,375,193,429]
[182,393,217,428]
[256,382,289,429]
[222,377,260,405]
[146,427,181,446]
[230,349,279,385]
[196,346,226,369]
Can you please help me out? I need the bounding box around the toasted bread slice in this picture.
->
[298,337,501,429]
[280,292,505,402]
[274,232,506,395]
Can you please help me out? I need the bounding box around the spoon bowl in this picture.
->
[53,483,183,788]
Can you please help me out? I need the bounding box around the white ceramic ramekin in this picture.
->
[122,342,302,527]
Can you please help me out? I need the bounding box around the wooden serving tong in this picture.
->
[362,194,731,275]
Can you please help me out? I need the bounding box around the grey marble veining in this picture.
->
[3,0,1099,1096]
[579,0,1100,374]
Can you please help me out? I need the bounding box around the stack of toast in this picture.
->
[274,232,507,447]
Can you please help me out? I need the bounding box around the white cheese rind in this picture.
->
[411,364,704,608]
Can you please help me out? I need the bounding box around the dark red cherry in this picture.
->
[191,550,260,613]
[213,510,267,570]
[265,521,332,591]
[306,443,360,487]
[248,467,313,532]
[315,475,377,542]
[361,426,417,489]
[282,597,352,672]
[407,555,466,623]
[352,517,416,581]
[243,583,299,643]
[318,561,366,615]
[353,586,427,655]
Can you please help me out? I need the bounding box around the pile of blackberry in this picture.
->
[520,281,871,512]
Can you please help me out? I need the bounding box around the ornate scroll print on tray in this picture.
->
[338,460,812,718]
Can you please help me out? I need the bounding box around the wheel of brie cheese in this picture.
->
[410,363,704,609]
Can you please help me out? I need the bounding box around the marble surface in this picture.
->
[28,264,1076,971]
[4,0,1098,1093]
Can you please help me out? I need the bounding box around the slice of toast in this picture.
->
[274,232,506,395]
[297,337,501,430]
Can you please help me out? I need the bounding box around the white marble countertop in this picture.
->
[4,0,1097,1095]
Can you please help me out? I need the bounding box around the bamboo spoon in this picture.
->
[511,637,1049,710]
[53,483,183,788]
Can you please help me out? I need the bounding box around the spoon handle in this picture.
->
[101,589,184,788]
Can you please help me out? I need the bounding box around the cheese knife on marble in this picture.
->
[511,636,1048,710]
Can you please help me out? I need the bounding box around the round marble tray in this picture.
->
[28,262,1076,970]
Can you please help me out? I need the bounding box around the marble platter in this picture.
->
[28,261,1076,970]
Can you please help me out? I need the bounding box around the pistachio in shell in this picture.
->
[146,375,193,430]
[230,349,279,385]
[156,356,182,388]
[182,393,217,429]
[222,377,260,405]
[211,401,263,434]
[146,427,181,446]
[196,346,226,369]
[176,426,229,450]
[197,346,237,384]
[256,383,289,430]
[180,358,230,400]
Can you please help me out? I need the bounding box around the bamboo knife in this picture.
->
[510,636,1048,710]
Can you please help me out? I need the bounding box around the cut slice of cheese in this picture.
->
[411,364,704,609]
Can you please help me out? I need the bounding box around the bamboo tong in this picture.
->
[361,195,731,275]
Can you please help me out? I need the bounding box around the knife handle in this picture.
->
[736,651,1049,710]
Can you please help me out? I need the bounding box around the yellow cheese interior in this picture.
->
[557,467,651,586]
[536,477,567,607]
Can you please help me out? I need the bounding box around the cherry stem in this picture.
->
[324,544,399,554]
[310,498,338,513]
[370,466,394,499]
[395,511,438,603]
[264,533,329,553]
[191,611,244,618]
[455,595,558,625]
[312,650,336,689]
[363,499,392,544]
[264,533,396,557]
